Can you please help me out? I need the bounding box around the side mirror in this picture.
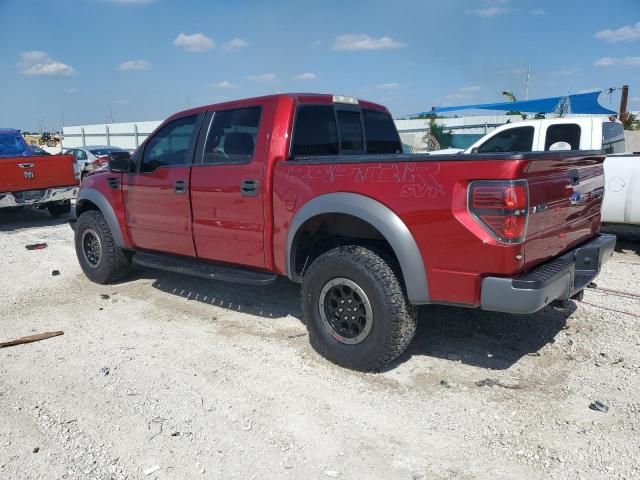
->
[109,151,133,173]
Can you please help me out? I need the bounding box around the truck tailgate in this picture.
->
[522,152,605,268]
[0,154,77,192]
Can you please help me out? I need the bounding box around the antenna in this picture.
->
[524,66,531,100]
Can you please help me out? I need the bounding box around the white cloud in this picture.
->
[550,67,577,77]
[577,87,601,94]
[594,56,640,67]
[333,34,406,51]
[466,7,510,17]
[529,8,545,15]
[444,93,473,101]
[222,38,249,52]
[595,22,640,43]
[460,85,481,92]
[376,82,400,89]
[64,87,77,94]
[213,80,238,88]
[293,72,316,80]
[630,96,640,103]
[118,59,152,71]
[19,51,75,77]
[247,73,276,82]
[173,33,214,52]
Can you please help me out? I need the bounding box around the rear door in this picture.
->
[123,114,202,257]
[190,102,272,268]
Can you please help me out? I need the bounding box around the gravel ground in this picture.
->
[1,210,639,480]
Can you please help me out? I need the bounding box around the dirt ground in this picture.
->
[1,210,639,480]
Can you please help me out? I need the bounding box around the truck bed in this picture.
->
[275,149,606,306]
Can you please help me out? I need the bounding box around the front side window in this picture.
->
[337,110,364,152]
[141,115,198,172]
[477,126,534,153]
[76,149,87,161]
[291,106,339,156]
[545,124,581,150]
[202,107,261,164]
[363,109,402,154]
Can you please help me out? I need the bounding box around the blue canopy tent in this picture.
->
[406,91,617,117]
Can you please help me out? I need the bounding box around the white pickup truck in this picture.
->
[434,118,639,225]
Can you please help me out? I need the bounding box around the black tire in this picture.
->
[301,246,417,371]
[74,210,131,284]
[47,201,71,218]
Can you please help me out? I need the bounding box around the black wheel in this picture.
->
[301,246,417,371]
[47,201,71,218]
[74,210,131,284]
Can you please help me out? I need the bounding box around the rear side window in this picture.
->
[291,106,339,156]
[477,126,534,153]
[141,115,198,172]
[202,107,262,164]
[602,122,625,154]
[337,110,364,152]
[545,124,581,150]
[363,109,402,154]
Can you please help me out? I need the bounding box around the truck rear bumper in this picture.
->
[0,186,78,208]
[480,233,616,314]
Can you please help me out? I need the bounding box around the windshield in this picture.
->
[89,147,125,156]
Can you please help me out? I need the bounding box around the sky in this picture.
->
[0,0,639,131]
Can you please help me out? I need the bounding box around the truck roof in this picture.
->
[166,93,389,122]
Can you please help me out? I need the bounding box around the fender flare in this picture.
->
[286,192,430,304]
[75,188,125,247]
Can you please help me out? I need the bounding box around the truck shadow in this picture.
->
[143,266,572,371]
[147,269,302,320]
[394,303,573,370]
[601,224,640,257]
[0,208,73,232]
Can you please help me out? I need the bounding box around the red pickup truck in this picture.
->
[73,93,615,370]
[0,129,78,217]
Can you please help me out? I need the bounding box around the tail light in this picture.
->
[94,156,109,168]
[468,180,529,244]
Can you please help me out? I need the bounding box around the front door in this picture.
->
[190,103,271,268]
[123,114,202,257]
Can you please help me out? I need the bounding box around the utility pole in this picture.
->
[619,85,629,123]
[524,66,531,100]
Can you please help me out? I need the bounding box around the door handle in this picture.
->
[174,180,187,194]
[241,180,258,197]
[18,163,34,169]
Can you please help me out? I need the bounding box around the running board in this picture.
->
[132,251,277,285]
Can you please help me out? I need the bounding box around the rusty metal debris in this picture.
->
[0,331,64,349]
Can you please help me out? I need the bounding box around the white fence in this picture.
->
[62,121,161,150]
[62,113,632,152]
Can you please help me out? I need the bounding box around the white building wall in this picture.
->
[62,121,161,150]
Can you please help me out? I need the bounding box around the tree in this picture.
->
[622,112,639,131]
[428,118,453,149]
[501,91,526,119]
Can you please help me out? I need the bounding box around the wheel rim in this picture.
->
[81,228,102,268]
[319,278,373,345]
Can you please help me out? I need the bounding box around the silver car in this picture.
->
[65,145,128,179]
